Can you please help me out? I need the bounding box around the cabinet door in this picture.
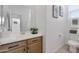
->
[28,42,42,53]
[6,47,26,53]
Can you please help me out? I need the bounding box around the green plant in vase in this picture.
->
[30,27,38,34]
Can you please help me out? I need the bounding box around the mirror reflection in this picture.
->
[0,5,37,33]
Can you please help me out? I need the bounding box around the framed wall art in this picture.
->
[59,6,63,17]
[52,5,58,18]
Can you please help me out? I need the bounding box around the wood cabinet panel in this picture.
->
[0,41,27,53]
[27,37,42,53]
[5,47,26,53]
[28,42,42,53]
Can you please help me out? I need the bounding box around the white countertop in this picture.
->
[0,32,43,45]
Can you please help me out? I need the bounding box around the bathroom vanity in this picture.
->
[0,5,43,53]
[0,33,43,53]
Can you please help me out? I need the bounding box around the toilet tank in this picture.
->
[69,29,79,42]
[70,34,79,41]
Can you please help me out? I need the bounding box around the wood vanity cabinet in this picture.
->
[0,41,27,53]
[0,36,43,53]
[6,47,26,53]
[27,36,42,53]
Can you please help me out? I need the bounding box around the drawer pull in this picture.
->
[8,45,19,49]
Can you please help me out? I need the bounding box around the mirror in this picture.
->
[0,5,37,33]
[3,5,22,32]
[0,5,26,33]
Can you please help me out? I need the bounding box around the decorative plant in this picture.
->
[30,27,38,34]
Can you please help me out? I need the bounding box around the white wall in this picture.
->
[46,5,68,52]
[33,5,68,53]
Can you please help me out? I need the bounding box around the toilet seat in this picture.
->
[68,40,79,48]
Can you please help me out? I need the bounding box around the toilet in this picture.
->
[67,17,79,53]
[67,40,79,53]
[67,29,79,52]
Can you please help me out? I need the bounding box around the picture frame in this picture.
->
[59,6,63,17]
[52,5,58,18]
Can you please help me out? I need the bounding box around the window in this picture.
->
[68,5,79,18]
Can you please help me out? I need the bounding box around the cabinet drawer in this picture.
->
[0,41,26,52]
[5,46,26,53]
[27,37,42,45]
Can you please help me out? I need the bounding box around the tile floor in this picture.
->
[56,45,70,53]
[57,45,79,53]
